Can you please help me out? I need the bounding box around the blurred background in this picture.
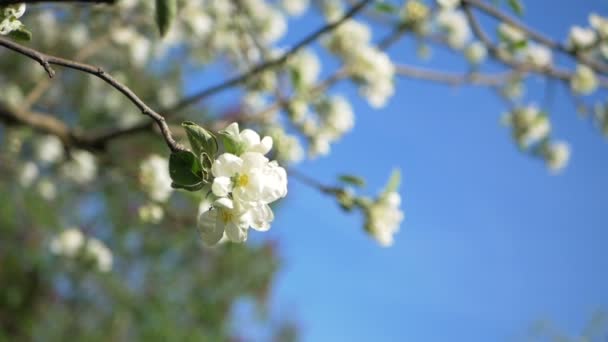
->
[1,0,607,341]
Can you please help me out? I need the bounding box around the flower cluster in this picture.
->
[436,9,471,49]
[61,150,98,184]
[140,154,173,203]
[502,105,550,149]
[571,64,598,95]
[0,3,26,36]
[199,123,288,245]
[324,17,395,108]
[502,105,571,172]
[365,191,405,247]
[50,228,113,272]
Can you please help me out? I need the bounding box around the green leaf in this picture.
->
[169,150,203,189]
[182,121,218,158]
[507,0,524,16]
[200,152,213,182]
[338,174,366,187]
[8,27,31,42]
[155,0,177,37]
[374,2,397,14]
[383,168,401,194]
[218,129,244,156]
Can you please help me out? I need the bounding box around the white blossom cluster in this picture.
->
[436,8,471,49]
[61,150,98,184]
[502,105,550,149]
[324,17,395,108]
[266,126,304,164]
[50,228,113,272]
[199,123,288,245]
[139,154,173,203]
[571,64,598,95]
[365,191,404,247]
[0,3,26,36]
[502,105,571,172]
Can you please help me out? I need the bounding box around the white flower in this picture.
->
[524,44,552,68]
[37,178,57,200]
[34,135,64,165]
[198,197,252,244]
[571,64,598,95]
[590,13,608,38]
[504,105,551,148]
[211,152,287,204]
[437,10,470,48]
[139,155,173,203]
[63,150,97,184]
[437,0,460,10]
[465,41,487,64]
[498,23,526,45]
[0,4,26,36]
[282,0,309,16]
[318,95,355,138]
[86,238,113,272]
[267,126,304,164]
[222,122,273,155]
[288,49,321,90]
[568,26,596,49]
[19,161,38,187]
[366,192,404,247]
[545,141,570,172]
[50,228,113,272]
[138,203,165,223]
[50,228,84,257]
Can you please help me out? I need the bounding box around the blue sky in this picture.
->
[192,1,608,341]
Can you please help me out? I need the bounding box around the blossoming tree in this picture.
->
[0,0,607,338]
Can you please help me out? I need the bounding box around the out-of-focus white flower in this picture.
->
[139,155,173,203]
[0,3,26,36]
[50,228,84,257]
[50,228,113,272]
[267,126,304,164]
[568,26,597,49]
[498,23,526,45]
[366,192,404,247]
[282,0,309,16]
[19,161,38,187]
[288,49,321,90]
[37,178,57,200]
[571,64,598,95]
[437,10,470,48]
[437,0,460,10]
[138,203,165,224]
[318,95,355,139]
[590,13,608,38]
[524,44,552,68]
[465,41,487,64]
[69,23,89,46]
[86,238,113,272]
[35,135,64,165]
[503,105,551,148]
[545,141,570,172]
[62,150,97,184]
[402,0,430,25]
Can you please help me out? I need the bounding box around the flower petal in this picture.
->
[211,153,242,177]
[211,176,233,197]
[225,221,248,243]
[198,209,224,246]
[250,203,274,231]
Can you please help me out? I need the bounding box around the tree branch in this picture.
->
[395,65,514,86]
[87,0,373,146]
[461,0,608,75]
[0,36,185,152]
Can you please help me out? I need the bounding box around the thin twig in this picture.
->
[461,0,608,75]
[0,36,185,152]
